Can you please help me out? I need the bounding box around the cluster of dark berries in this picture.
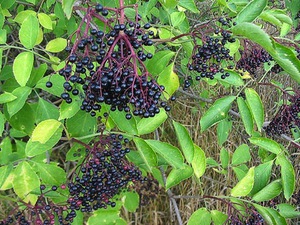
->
[67,134,144,213]
[48,3,172,119]
[236,44,272,76]
[265,92,300,136]
[185,18,235,89]
[228,212,265,225]
[0,185,71,225]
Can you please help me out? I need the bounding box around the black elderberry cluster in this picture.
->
[228,212,265,225]
[185,18,235,89]
[236,46,272,75]
[0,185,71,225]
[265,93,300,136]
[48,3,171,119]
[67,134,144,214]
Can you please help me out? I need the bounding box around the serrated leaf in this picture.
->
[231,167,255,197]
[253,204,277,225]
[146,140,184,169]
[35,162,66,185]
[276,155,295,200]
[173,121,194,163]
[137,109,167,135]
[0,92,17,103]
[252,179,282,202]
[59,99,80,120]
[7,86,32,117]
[187,208,211,225]
[0,164,12,188]
[109,110,138,135]
[145,50,175,75]
[249,137,282,154]
[38,13,52,30]
[36,98,59,123]
[192,144,206,178]
[217,118,232,146]
[31,119,61,144]
[166,165,193,189]
[237,97,253,135]
[66,110,96,137]
[25,126,63,157]
[265,208,288,225]
[133,138,157,172]
[45,38,67,53]
[14,10,36,24]
[158,63,179,99]
[220,148,230,169]
[245,88,264,131]
[232,144,250,166]
[214,70,244,86]
[13,52,34,86]
[170,11,185,27]
[19,15,39,49]
[178,0,199,13]
[200,96,236,132]
[12,161,40,203]
[236,0,267,24]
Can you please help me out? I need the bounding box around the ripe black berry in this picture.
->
[46,81,52,88]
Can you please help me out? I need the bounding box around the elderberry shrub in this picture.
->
[185,18,235,89]
[236,43,272,76]
[265,91,300,136]
[54,3,170,119]
[66,134,144,214]
[0,185,71,225]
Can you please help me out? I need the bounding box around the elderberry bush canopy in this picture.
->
[67,134,144,214]
[50,3,171,119]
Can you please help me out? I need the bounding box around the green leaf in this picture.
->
[36,98,59,123]
[12,161,40,203]
[19,15,39,49]
[59,98,80,120]
[231,166,255,197]
[133,138,157,173]
[0,92,17,103]
[145,50,175,75]
[13,52,34,86]
[245,88,264,131]
[0,111,4,135]
[276,155,295,200]
[260,11,282,27]
[62,0,76,19]
[179,0,200,13]
[170,11,186,27]
[157,63,179,99]
[14,10,36,24]
[265,208,288,225]
[211,210,228,225]
[0,0,15,9]
[0,29,7,44]
[214,70,244,86]
[232,22,274,53]
[233,165,248,181]
[252,179,282,202]
[236,0,267,24]
[0,137,12,165]
[35,74,65,97]
[38,13,52,30]
[137,109,167,135]
[166,165,193,189]
[232,144,250,166]
[25,126,63,157]
[66,110,96,137]
[146,140,185,169]
[45,38,67,53]
[27,63,47,87]
[277,203,300,218]
[31,119,61,144]
[220,148,230,169]
[123,191,139,212]
[249,137,282,154]
[173,121,194,163]
[0,164,12,188]
[250,160,273,196]
[253,204,277,225]
[187,208,211,225]
[35,162,66,185]
[237,97,253,135]
[192,144,206,178]
[217,118,232,146]
[7,86,32,117]
[200,96,236,132]
[109,110,138,135]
